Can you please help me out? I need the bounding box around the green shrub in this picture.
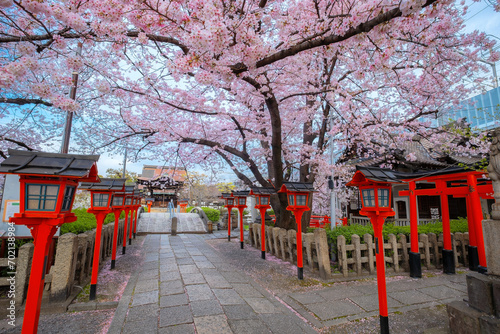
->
[187,206,220,222]
[60,208,125,235]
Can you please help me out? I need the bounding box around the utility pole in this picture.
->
[122,147,128,179]
[61,42,83,154]
[329,116,338,229]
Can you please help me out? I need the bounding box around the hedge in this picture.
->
[60,208,125,235]
[311,218,470,252]
[187,206,220,222]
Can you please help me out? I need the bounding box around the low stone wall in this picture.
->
[11,218,127,307]
[248,223,331,279]
[336,232,470,277]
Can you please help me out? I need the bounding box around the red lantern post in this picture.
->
[80,178,125,300]
[146,198,153,212]
[249,187,274,259]
[233,191,249,249]
[221,193,235,241]
[110,192,125,269]
[122,186,135,254]
[278,182,314,280]
[347,170,396,334]
[133,195,141,239]
[0,149,99,334]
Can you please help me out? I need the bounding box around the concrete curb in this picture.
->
[107,270,140,333]
[67,301,119,312]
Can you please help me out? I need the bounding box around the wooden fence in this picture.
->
[336,232,470,277]
[349,215,439,226]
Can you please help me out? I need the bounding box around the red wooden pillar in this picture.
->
[467,174,487,273]
[436,180,454,274]
[21,223,58,334]
[466,196,479,271]
[227,207,233,242]
[408,181,421,278]
[89,211,107,300]
[294,210,306,279]
[238,207,245,249]
[122,209,129,254]
[110,209,121,269]
[133,208,139,239]
[128,208,134,245]
[260,208,266,259]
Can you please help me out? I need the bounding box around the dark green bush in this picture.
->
[187,206,220,222]
[60,208,125,235]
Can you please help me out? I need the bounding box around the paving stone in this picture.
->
[232,283,264,298]
[135,278,160,293]
[245,297,280,314]
[389,290,437,305]
[186,284,215,301]
[306,299,364,320]
[161,280,185,296]
[160,293,189,308]
[132,290,159,307]
[194,315,232,334]
[190,299,224,317]
[289,292,326,305]
[259,313,317,334]
[126,303,159,322]
[139,269,159,280]
[179,264,200,274]
[182,273,206,285]
[177,257,195,265]
[158,323,196,334]
[160,270,181,282]
[418,285,466,300]
[228,319,272,334]
[213,289,246,305]
[348,294,403,312]
[195,261,215,269]
[222,304,259,320]
[204,275,232,289]
[192,256,208,262]
[122,318,159,334]
[159,305,193,327]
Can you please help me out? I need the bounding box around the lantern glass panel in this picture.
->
[26,184,59,211]
[362,189,375,207]
[288,194,295,206]
[377,188,390,207]
[260,196,269,205]
[113,196,124,207]
[93,193,110,207]
[227,198,234,205]
[125,197,132,205]
[238,197,246,205]
[296,194,307,206]
[61,186,76,211]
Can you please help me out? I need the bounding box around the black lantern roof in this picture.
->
[354,165,471,183]
[221,192,233,198]
[79,178,126,191]
[0,149,99,181]
[145,197,155,202]
[124,185,136,193]
[232,190,250,197]
[249,187,276,195]
[281,182,315,193]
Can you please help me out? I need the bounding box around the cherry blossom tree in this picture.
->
[0,0,499,229]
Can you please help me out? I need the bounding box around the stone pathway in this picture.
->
[136,212,206,234]
[108,233,316,334]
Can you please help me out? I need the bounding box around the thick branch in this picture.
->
[0,97,53,107]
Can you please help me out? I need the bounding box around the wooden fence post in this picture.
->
[364,234,375,274]
[15,243,34,306]
[338,235,348,277]
[352,234,362,275]
[399,233,409,272]
[388,234,399,273]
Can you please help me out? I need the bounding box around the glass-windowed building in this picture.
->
[431,87,500,130]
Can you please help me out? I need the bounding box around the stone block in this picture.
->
[493,280,500,318]
[467,273,495,315]
[314,228,331,279]
[50,233,78,302]
[447,300,481,334]
[479,315,500,334]
[482,220,500,276]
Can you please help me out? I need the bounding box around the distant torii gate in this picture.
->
[353,166,492,277]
